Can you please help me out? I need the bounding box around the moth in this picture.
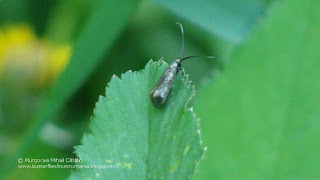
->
[150,23,214,108]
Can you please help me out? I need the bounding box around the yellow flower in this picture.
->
[0,24,72,89]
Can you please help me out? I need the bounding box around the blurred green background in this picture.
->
[1,0,319,179]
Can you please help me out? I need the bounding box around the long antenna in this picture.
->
[180,55,214,62]
[176,22,184,59]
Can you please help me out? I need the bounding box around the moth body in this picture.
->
[150,60,180,108]
[149,22,213,108]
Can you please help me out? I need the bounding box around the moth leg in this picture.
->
[178,67,188,87]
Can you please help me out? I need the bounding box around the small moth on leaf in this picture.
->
[150,23,214,108]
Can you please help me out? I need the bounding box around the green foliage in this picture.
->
[33,0,142,138]
[153,0,265,43]
[69,61,204,179]
[196,0,320,179]
[0,0,142,178]
[7,140,71,180]
[2,0,319,179]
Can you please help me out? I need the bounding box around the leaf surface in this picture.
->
[69,61,204,179]
[153,0,265,42]
[196,0,320,179]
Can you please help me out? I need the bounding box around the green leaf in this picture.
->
[152,0,266,43]
[196,0,320,179]
[0,0,142,178]
[34,0,141,137]
[69,60,204,179]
